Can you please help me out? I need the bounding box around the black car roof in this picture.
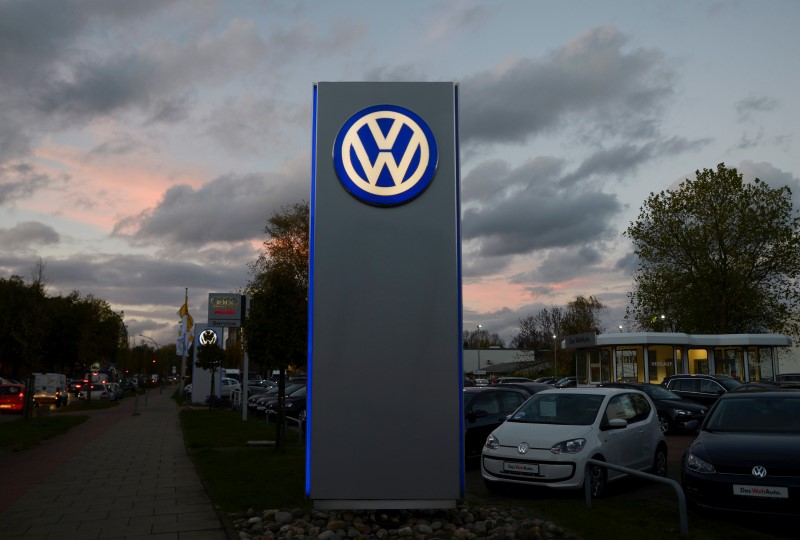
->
[463,386,526,394]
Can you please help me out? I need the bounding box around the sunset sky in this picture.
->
[2,0,799,348]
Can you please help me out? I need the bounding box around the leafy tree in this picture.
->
[562,295,606,336]
[511,306,564,374]
[245,201,309,448]
[195,342,225,407]
[462,328,504,349]
[0,270,126,379]
[625,163,800,336]
[510,297,605,376]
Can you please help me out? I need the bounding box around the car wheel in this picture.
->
[587,461,606,498]
[658,414,672,434]
[653,447,668,477]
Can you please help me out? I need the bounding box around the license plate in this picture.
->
[503,462,539,475]
[733,484,788,498]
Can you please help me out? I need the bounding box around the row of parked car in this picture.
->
[468,373,799,515]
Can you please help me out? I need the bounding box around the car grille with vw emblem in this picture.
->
[517,442,529,454]
[752,466,768,478]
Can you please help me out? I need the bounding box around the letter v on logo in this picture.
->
[333,104,438,206]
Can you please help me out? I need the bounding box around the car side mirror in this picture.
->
[602,418,628,430]
[685,419,700,431]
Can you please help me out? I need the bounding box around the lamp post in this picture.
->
[139,335,161,402]
[476,324,483,372]
[553,334,558,378]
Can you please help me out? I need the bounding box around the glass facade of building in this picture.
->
[564,333,790,385]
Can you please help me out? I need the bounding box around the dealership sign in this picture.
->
[309,82,461,509]
[208,293,246,327]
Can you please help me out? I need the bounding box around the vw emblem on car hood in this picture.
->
[517,442,529,454]
[752,465,768,478]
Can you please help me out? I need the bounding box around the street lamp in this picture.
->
[139,334,161,350]
[552,334,558,378]
[476,324,483,371]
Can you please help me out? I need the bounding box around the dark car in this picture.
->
[600,382,707,434]
[553,376,577,388]
[265,385,307,420]
[253,383,305,415]
[731,381,782,392]
[682,389,800,515]
[463,386,529,462]
[494,381,554,397]
[661,374,742,407]
[495,377,534,384]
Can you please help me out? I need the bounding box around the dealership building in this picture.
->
[465,332,797,384]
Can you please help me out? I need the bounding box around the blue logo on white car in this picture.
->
[333,104,438,206]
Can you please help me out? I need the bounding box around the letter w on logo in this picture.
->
[349,118,424,186]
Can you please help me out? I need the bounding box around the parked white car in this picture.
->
[219,378,241,398]
[77,383,113,400]
[481,387,667,497]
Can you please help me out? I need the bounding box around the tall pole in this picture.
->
[477,324,482,372]
[553,334,558,378]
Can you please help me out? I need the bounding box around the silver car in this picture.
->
[482,387,667,497]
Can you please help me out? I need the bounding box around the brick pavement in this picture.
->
[0,389,231,539]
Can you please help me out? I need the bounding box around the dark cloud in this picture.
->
[460,26,675,147]
[0,221,60,252]
[515,246,604,284]
[114,166,309,247]
[0,162,54,204]
[461,158,621,259]
[559,137,708,187]
[735,95,779,122]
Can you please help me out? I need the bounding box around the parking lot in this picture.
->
[466,432,794,539]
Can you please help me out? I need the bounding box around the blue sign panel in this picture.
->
[332,104,438,206]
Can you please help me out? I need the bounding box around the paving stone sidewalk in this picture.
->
[0,389,231,540]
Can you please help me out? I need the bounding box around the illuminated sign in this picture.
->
[198,329,218,346]
[333,104,438,206]
[208,293,247,327]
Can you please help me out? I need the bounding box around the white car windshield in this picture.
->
[509,393,605,425]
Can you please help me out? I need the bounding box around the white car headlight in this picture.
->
[550,438,586,454]
[485,434,500,450]
[672,409,692,416]
[686,452,716,474]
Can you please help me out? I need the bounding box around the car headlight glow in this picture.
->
[550,438,586,454]
[485,434,499,450]
[672,409,692,416]
[686,452,716,474]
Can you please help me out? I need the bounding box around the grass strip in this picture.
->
[0,414,88,451]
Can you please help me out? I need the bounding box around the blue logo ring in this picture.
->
[332,104,438,206]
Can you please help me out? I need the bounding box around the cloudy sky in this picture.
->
[2,0,799,348]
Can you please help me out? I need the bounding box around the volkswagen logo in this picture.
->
[752,465,768,478]
[199,329,218,346]
[333,104,438,206]
[517,442,529,454]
